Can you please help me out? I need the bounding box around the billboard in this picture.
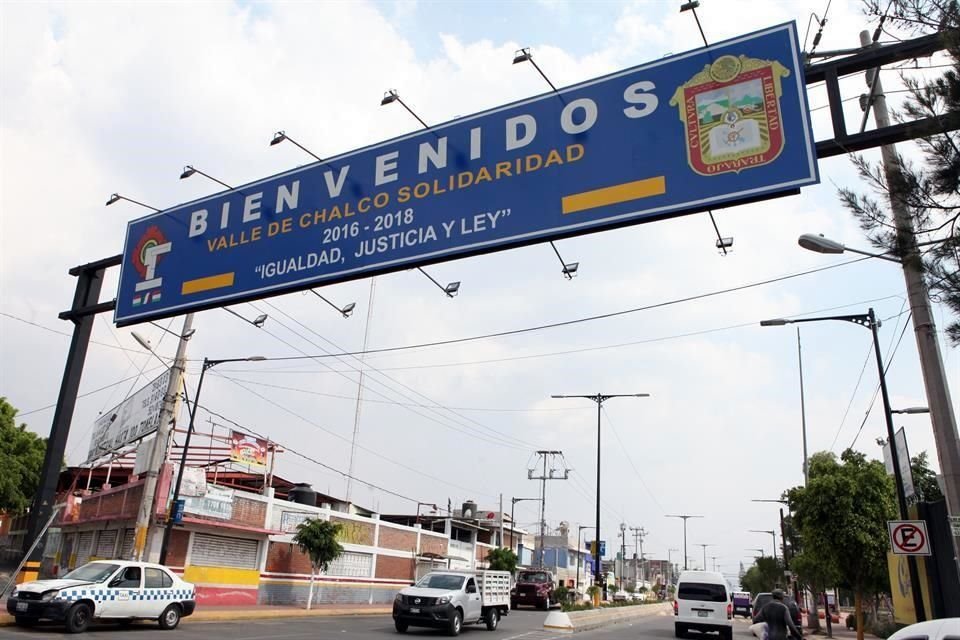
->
[86,370,171,462]
[229,430,269,469]
[116,22,817,326]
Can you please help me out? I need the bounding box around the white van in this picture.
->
[673,571,732,639]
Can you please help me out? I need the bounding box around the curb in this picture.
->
[543,602,672,633]
[0,607,393,627]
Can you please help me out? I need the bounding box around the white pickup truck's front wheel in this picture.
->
[485,608,499,631]
[447,610,463,636]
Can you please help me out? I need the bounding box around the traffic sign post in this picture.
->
[889,520,932,556]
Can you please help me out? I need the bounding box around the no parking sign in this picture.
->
[888,520,932,556]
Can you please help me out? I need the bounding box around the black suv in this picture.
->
[752,593,802,627]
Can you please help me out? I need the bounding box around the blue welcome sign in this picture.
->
[116,22,817,326]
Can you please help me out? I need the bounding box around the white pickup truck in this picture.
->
[393,570,511,636]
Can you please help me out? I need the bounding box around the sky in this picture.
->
[2,0,958,580]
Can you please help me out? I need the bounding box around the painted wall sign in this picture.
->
[116,22,817,326]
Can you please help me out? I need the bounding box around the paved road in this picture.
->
[0,609,757,640]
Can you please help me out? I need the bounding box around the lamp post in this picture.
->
[666,514,703,570]
[551,393,650,592]
[310,290,356,318]
[695,543,715,571]
[509,497,540,554]
[668,548,680,583]
[799,231,960,578]
[749,530,777,562]
[158,355,266,564]
[760,308,926,620]
[576,525,595,597]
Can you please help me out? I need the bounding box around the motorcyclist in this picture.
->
[753,589,803,640]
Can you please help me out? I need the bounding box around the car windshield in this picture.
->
[678,582,728,602]
[417,574,465,590]
[61,563,121,583]
[518,572,549,583]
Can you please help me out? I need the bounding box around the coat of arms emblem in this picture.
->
[670,54,790,176]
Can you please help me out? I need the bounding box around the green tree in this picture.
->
[787,450,895,640]
[0,398,47,513]
[740,556,785,595]
[840,0,960,344]
[911,450,945,502]
[486,547,518,573]
[292,518,344,610]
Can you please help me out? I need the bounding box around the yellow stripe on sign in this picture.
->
[183,566,261,586]
[561,176,666,215]
[181,272,235,295]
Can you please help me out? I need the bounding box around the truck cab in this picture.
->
[510,569,555,610]
[393,570,510,636]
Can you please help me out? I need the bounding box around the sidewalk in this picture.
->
[0,603,393,627]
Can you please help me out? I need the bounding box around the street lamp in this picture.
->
[695,543,714,571]
[552,393,650,590]
[749,530,777,561]
[576,525,595,596]
[760,307,926,618]
[269,130,323,161]
[509,496,540,553]
[178,165,234,190]
[105,193,160,212]
[668,548,680,583]
[666,514,703,570]
[797,233,902,263]
[310,290,356,318]
[892,407,930,415]
[158,355,267,564]
[224,308,268,328]
[746,547,765,558]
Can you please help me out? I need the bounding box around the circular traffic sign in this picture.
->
[891,523,926,553]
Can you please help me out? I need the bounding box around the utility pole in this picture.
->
[528,450,568,568]
[861,29,960,575]
[630,526,647,583]
[798,328,809,485]
[134,313,194,561]
[619,522,627,591]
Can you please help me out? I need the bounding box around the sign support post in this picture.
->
[19,256,118,583]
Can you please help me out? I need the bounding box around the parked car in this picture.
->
[752,593,802,626]
[673,570,733,640]
[613,590,630,602]
[887,618,960,640]
[510,569,555,610]
[393,570,511,636]
[6,560,195,633]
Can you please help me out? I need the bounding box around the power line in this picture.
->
[17,365,169,417]
[848,312,913,450]
[196,406,430,505]
[209,377,499,500]
[0,312,168,355]
[216,294,904,375]
[601,406,665,514]
[237,305,529,451]
[256,298,539,449]
[258,257,874,363]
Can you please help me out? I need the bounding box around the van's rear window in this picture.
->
[678,583,727,602]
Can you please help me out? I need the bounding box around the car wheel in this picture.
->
[674,623,686,638]
[65,602,92,634]
[158,604,182,630]
[14,617,37,627]
[485,608,500,631]
[447,609,463,636]
[395,620,409,633]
